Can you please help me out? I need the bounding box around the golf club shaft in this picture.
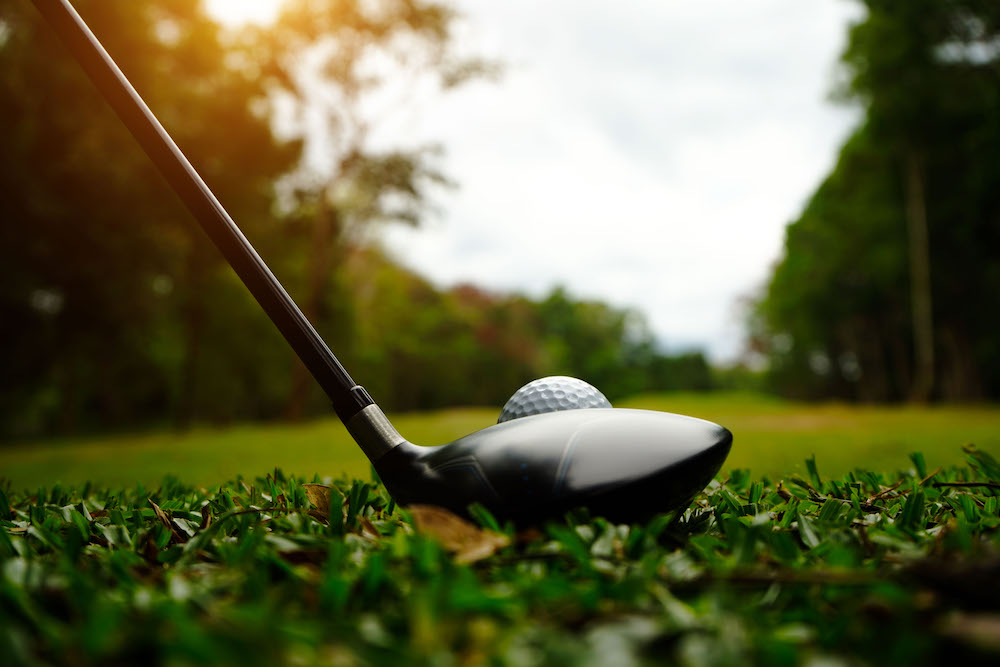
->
[30,0,374,423]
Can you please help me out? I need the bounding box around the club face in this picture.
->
[374,408,732,524]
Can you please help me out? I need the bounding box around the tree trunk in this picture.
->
[286,196,341,420]
[940,325,982,401]
[57,357,80,435]
[904,149,935,402]
[851,318,889,402]
[886,315,911,401]
[176,246,206,430]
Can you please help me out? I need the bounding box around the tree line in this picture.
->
[752,0,1000,402]
[0,0,713,439]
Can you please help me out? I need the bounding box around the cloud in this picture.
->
[376,0,864,360]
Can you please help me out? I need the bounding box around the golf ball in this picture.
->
[498,376,612,423]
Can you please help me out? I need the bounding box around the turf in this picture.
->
[2,448,999,665]
[1,392,997,490]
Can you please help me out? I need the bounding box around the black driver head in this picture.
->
[373,408,732,525]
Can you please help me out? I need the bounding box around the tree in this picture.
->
[243,0,495,418]
[755,0,1000,402]
[0,0,298,434]
[0,0,498,436]
[753,127,910,401]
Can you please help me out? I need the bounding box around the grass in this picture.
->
[2,447,1000,665]
[1,392,997,490]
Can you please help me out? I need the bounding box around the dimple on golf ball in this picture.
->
[497,376,612,423]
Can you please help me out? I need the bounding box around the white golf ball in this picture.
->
[497,376,612,423]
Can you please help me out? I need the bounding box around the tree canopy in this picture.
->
[753,0,1000,402]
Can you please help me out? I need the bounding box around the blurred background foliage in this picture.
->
[0,0,713,439]
[750,0,1000,403]
[1,0,998,441]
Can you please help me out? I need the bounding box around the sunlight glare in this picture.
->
[205,0,283,26]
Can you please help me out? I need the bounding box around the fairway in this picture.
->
[1,392,998,491]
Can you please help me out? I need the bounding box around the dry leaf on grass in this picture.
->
[149,500,183,543]
[408,505,510,564]
[303,484,331,521]
[198,504,212,531]
[359,516,381,539]
[149,500,171,528]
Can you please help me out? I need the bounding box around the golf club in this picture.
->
[30,0,733,524]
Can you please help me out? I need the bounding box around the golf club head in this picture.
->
[374,408,732,524]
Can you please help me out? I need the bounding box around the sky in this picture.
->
[209,0,864,362]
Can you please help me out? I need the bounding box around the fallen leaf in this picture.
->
[359,516,381,539]
[307,510,329,524]
[149,500,182,544]
[408,505,509,564]
[149,500,170,528]
[89,509,108,519]
[198,504,212,531]
[302,484,331,520]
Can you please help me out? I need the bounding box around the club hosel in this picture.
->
[330,384,376,423]
[344,402,408,462]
